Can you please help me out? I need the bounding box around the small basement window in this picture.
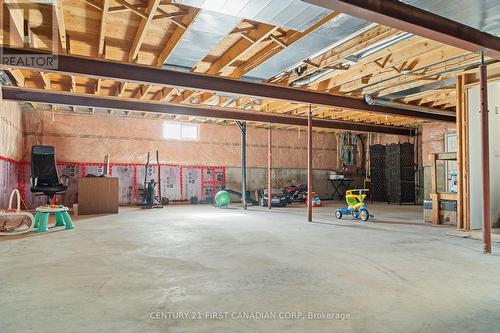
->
[162,122,199,141]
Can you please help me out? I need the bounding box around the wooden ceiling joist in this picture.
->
[7,69,25,87]
[204,23,279,75]
[229,11,342,78]
[115,82,127,97]
[156,7,199,66]
[315,36,443,91]
[128,0,162,62]
[0,1,470,127]
[2,86,415,135]
[98,0,110,57]
[4,1,25,47]
[70,75,76,92]
[304,0,500,60]
[1,47,454,122]
[54,0,67,52]
[40,72,51,89]
[84,0,104,11]
[113,0,148,19]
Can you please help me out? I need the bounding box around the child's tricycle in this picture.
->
[335,189,370,222]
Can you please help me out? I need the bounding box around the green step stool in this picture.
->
[34,206,74,233]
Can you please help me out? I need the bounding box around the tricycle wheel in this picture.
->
[360,209,369,222]
[335,210,342,219]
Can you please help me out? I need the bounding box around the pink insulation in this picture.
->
[0,101,24,161]
[22,110,338,169]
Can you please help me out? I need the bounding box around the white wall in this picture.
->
[468,81,500,230]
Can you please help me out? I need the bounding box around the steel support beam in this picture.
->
[0,48,455,122]
[267,124,272,210]
[479,55,491,254]
[304,0,500,60]
[1,87,416,136]
[236,121,247,210]
[307,105,313,222]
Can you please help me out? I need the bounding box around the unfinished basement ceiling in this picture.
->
[243,14,371,81]
[3,0,486,129]
[401,0,500,36]
[172,0,331,32]
[165,10,240,69]
[167,0,372,80]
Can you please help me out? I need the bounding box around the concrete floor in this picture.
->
[1,202,500,333]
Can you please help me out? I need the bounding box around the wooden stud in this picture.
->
[205,24,279,75]
[113,0,148,18]
[156,7,199,66]
[40,72,51,89]
[268,35,287,48]
[98,0,110,57]
[54,0,67,52]
[70,75,76,92]
[84,0,103,11]
[95,79,102,95]
[115,82,127,97]
[128,0,162,62]
[153,10,188,20]
[8,69,25,87]
[135,84,152,99]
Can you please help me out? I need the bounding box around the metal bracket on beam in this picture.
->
[236,120,246,133]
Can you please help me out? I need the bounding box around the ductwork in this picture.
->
[381,77,456,100]
[364,94,455,117]
[344,32,413,64]
[290,68,334,87]
[350,55,498,99]
[0,71,14,86]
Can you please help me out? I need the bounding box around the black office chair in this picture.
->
[30,145,68,204]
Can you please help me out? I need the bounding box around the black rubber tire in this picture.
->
[360,210,369,222]
[335,210,342,219]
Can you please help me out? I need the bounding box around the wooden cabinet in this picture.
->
[77,177,119,215]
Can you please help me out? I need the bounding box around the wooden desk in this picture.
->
[77,177,119,215]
